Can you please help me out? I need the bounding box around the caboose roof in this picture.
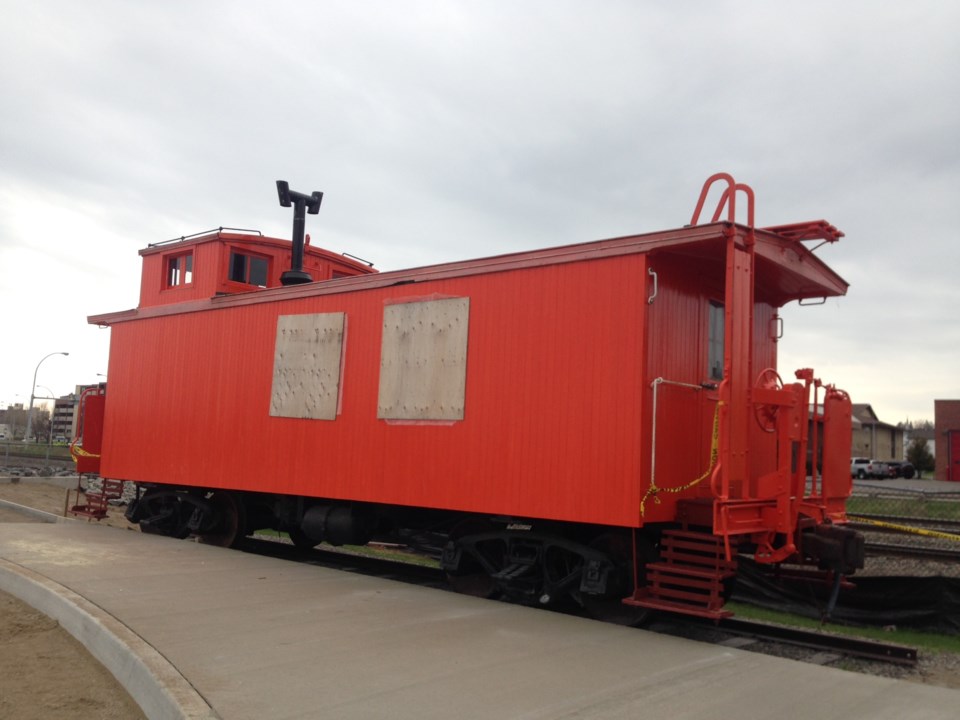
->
[90,221,847,326]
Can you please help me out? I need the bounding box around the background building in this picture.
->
[851,404,904,461]
[934,399,960,482]
[0,404,26,440]
[50,384,102,443]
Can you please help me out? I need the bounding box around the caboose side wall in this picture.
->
[101,253,652,528]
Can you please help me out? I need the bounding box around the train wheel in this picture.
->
[445,520,505,599]
[580,532,658,626]
[288,527,319,550]
[137,490,191,539]
[196,492,248,549]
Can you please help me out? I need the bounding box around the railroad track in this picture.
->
[865,542,960,563]
[646,615,917,666]
[245,534,919,667]
[0,499,935,668]
[0,501,934,672]
[704,617,916,666]
[850,513,960,564]
[850,513,960,533]
[0,504,923,670]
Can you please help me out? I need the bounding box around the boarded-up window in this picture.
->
[270,313,345,420]
[378,297,469,421]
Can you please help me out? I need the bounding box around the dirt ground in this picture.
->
[0,479,145,720]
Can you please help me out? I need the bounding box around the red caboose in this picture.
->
[85,175,863,620]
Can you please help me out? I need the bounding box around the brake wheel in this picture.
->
[753,367,783,433]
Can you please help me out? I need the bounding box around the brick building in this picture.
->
[934,399,960,482]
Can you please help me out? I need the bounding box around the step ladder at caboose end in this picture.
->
[69,478,125,521]
[625,524,737,620]
[67,385,122,520]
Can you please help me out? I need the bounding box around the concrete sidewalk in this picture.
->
[1,522,958,720]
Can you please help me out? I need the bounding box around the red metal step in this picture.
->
[625,528,737,620]
[70,479,125,521]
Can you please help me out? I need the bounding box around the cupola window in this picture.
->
[229,251,269,287]
[166,252,193,287]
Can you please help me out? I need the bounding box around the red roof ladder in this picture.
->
[690,172,756,228]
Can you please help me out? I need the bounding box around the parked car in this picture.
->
[885,461,916,479]
[851,457,888,479]
[851,457,870,478]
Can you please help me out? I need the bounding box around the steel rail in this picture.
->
[865,542,960,563]
[710,617,918,666]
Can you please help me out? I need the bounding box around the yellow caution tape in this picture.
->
[848,515,960,543]
[641,401,722,517]
[70,445,101,462]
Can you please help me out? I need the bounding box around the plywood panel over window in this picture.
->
[270,313,345,420]
[378,297,470,421]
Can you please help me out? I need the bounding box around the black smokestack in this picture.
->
[276,180,323,286]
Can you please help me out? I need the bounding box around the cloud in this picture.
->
[1,0,958,422]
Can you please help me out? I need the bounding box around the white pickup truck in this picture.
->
[850,457,887,479]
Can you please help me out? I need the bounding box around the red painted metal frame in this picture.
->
[70,385,105,476]
[690,172,756,228]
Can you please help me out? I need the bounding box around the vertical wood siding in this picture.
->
[103,254,648,528]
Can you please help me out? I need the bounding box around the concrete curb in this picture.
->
[0,556,219,719]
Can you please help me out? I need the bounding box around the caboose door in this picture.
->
[641,251,726,524]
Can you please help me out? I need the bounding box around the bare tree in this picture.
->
[31,408,52,443]
[898,418,934,430]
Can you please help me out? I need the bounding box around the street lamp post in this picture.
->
[24,352,69,443]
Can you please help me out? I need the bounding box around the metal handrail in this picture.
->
[648,377,716,501]
[148,226,263,248]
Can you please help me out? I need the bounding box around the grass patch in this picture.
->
[1,443,73,462]
[846,495,960,521]
[726,601,960,654]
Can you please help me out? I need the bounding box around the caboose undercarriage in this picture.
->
[124,480,863,623]
[125,484,649,619]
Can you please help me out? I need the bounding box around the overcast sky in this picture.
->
[1,1,957,428]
